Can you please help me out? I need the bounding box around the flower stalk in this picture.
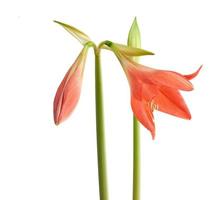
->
[133,116,140,200]
[128,17,141,200]
[95,47,109,200]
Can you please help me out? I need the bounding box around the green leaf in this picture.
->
[54,20,91,45]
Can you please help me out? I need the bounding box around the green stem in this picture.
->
[133,116,140,200]
[128,18,141,200]
[95,47,108,200]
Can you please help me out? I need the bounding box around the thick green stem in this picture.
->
[95,48,108,200]
[133,116,140,200]
[128,17,141,200]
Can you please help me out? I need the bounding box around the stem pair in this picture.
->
[54,19,142,200]
[94,54,140,200]
[94,18,141,200]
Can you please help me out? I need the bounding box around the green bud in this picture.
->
[128,17,141,62]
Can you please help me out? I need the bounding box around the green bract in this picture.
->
[112,43,154,56]
[54,20,91,45]
[128,17,141,61]
[101,40,154,57]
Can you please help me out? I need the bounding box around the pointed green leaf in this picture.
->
[54,20,91,45]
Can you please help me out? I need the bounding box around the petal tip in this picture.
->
[187,113,192,120]
[55,122,60,126]
[150,128,156,140]
[151,133,155,140]
[54,117,60,126]
[184,111,192,120]
[184,65,203,80]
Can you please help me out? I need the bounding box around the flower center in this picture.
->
[150,100,158,111]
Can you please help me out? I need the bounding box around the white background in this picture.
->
[0,0,221,199]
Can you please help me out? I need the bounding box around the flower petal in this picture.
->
[154,86,191,119]
[54,20,91,45]
[183,65,203,80]
[131,96,155,139]
[142,83,158,101]
[127,70,157,101]
[146,70,194,91]
[53,47,88,125]
[112,51,193,91]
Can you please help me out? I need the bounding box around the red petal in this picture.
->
[122,58,193,91]
[58,74,82,124]
[117,52,194,91]
[154,86,191,119]
[142,83,158,101]
[53,49,87,125]
[131,96,156,139]
[53,66,72,124]
[127,71,143,100]
[126,67,157,101]
[183,65,203,80]
[147,70,193,91]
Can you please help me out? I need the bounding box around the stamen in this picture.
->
[150,100,158,111]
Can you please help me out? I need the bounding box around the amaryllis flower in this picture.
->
[53,45,89,125]
[106,42,202,139]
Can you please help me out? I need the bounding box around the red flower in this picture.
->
[53,46,89,125]
[113,48,202,139]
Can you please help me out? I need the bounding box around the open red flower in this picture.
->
[53,46,89,125]
[111,46,202,139]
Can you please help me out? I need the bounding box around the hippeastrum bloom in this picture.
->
[105,42,202,139]
[53,44,90,125]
